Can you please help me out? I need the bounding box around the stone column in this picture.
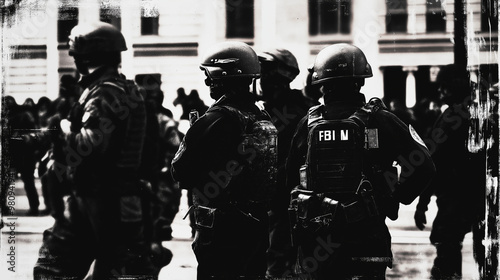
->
[403,66,418,108]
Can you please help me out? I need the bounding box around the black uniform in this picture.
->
[265,88,311,276]
[172,92,275,280]
[415,100,485,278]
[34,66,156,279]
[286,93,436,279]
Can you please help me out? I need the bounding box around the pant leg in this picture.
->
[193,209,269,280]
[33,195,95,279]
[80,194,158,279]
[431,242,463,279]
[267,208,295,277]
[46,169,67,220]
[20,169,39,212]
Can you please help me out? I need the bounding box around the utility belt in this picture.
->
[187,201,266,229]
[289,179,379,232]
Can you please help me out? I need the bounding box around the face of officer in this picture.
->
[73,55,90,76]
[204,74,225,101]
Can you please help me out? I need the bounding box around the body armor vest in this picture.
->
[85,78,146,170]
[209,105,278,204]
[301,104,378,202]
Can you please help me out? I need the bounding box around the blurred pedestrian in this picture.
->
[173,87,190,120]
[257,48,311,278]
[287,44,435,279]
[148,87,184,242]
[172,41,278,279]
[414,64,486,279]
[8,97,40,215]
[34,21,157,279]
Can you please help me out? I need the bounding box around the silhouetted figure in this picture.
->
[187,89,209,115]
[414,64,486,279]
[173,87,190,120]
[257,48,313,278]
[9,98,40,215]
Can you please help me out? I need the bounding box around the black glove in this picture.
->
[68,103,84,132]
[414,209,427,230]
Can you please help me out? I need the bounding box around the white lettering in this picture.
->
[325,131,332,141]
[340,130,349,140]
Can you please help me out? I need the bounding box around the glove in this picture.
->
[414,209,427,230]
[68,103,84,132]
[60,119,72,134]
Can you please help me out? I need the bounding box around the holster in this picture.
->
[341,188,379,223]
[289,188,340,246]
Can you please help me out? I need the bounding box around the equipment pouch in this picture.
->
[194,206,217,229]
[341,200,365,223]
[297,193,314,220]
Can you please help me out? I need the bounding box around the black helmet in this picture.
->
[258,48,300,82]
[200,41,260,80]
[69,21,127,56]
[312,43,372,85]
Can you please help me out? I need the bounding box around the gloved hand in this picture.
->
[67,102,84,132]
[414,209,427,230]
[60,119,72,134]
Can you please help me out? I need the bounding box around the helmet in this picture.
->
[69,21,127,56]
[436,64,470,86]
[258,48,300,82]
[200,41,260,80]
[312,43,372,85]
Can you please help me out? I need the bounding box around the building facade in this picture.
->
[1,0,498,114]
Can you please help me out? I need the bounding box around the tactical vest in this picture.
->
[290,98,385,231]
[300,104,378,202]
[210,105,278,204]
[80,78,146,171]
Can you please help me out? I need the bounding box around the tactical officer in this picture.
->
[33,22,157,279]
[286,44,436,279]
[414,64,486,279]
[257,48,312,277]
[171,41,278,280]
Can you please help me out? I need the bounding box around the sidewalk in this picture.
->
[1,178,480,279]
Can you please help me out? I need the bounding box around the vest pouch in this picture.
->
[341,200,365,223]
[194,206,217,229]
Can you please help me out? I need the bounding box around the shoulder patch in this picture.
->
[307,105,324,127]
[409,125,427,148]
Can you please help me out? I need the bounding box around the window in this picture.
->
[58,6,78,43]
[481,0,498,32]
[309,0,351,35]
[426,0,446,32]
[386,0,407,33]
[226,0,254,38]
[100,6,121,30]
[141,5,159,35]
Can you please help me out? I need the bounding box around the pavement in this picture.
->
[1,178,481,280]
